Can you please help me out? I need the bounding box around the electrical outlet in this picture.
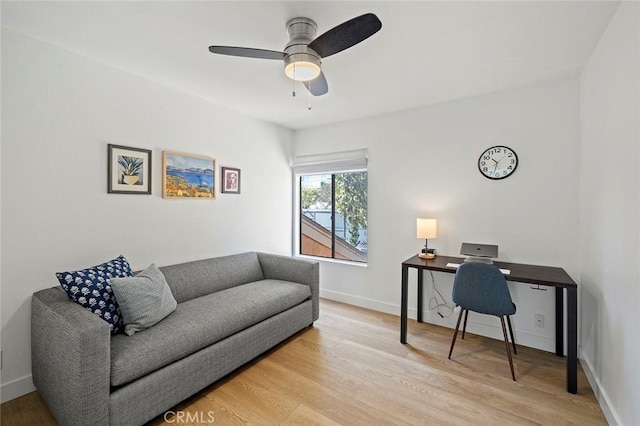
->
[534,313,545,328]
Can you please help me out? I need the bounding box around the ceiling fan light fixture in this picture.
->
[284,53,321,82]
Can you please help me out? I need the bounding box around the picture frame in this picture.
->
[108,144,152,194]
[221,167,241,194]
[162,151,215,199]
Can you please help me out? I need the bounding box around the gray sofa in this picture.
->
[31,252,319,426]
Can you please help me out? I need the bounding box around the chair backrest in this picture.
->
[452,263,516,316]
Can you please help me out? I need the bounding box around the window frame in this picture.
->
[295,168,368,265]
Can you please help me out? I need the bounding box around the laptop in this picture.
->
[460,243,498,263]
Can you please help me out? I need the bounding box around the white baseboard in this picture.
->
[320,289,400,316]
[1,375,36,403]
[580,350,620,425]
[320,289,555,352]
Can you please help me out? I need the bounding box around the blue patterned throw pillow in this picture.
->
[56,255,134,334]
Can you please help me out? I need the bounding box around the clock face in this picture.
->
[478,146,518,180]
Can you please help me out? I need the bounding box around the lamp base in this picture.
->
[419,252,435,260]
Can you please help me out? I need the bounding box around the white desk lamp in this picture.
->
[417,218,437,259]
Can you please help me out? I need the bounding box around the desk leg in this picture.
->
[555,287,564,356]
[567,286,578,394]
[401,264,409,344]
[417,270,424,323]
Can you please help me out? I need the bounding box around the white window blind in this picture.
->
[293,149,368,174]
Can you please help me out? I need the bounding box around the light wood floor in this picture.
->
[2,299,606,425]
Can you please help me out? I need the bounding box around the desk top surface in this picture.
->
[402,254,577,288]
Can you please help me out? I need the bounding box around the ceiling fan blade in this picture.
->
[208,46,286,60]
[303,71,329,96]
[308,13,382,59]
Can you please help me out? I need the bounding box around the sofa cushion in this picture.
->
[159,252,264,304]
[110,264,178,336]
[55,255,133,334]
[110,279,311,386]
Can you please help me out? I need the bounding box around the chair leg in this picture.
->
[462,309,469,339]
[500,316,516,381]
[506,315,517,355]
[448,308,465,359]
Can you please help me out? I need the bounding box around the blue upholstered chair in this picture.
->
[448,262,518,381]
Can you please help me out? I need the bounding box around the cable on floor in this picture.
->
[428,270,454,318]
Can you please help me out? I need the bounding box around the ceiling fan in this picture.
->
[208,13,382,97]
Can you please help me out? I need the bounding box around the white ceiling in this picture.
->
[2,1,619,130]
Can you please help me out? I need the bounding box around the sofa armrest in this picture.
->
[32,288,111,426]
[257,253,320,321]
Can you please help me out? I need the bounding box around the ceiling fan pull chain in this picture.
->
[292,63,296,97]
[307,82,312,110]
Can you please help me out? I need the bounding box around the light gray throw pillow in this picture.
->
[109,263,177,336]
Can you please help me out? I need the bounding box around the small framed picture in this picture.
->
[221,167,241,194]
[108,144,152,194]
[163,151,215,199]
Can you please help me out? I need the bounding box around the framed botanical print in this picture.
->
[221,167,241,194]
[162,151,215,199]
[108,144,152,194]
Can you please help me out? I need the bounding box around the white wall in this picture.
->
[579,2,640,425]
[294,77,581,352]
[0,29,293,402]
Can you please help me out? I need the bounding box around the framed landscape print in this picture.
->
[221,167,241,194]
[108,144,152,194]
[162,151,215,199]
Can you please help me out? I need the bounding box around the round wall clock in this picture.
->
[478,146,518,180]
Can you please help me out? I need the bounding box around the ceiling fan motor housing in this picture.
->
[284,17,321,81]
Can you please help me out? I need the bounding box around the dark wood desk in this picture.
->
[400,254,578,394]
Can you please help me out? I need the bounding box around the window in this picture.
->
[295,150,368,264]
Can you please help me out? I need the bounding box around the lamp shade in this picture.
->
[417,218,437,239]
